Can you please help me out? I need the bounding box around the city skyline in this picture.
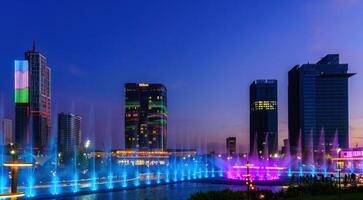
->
[1,1,363,152]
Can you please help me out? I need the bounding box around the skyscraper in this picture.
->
[250,80,278,158]
[58,113,81,155]
[288,54,354,157]
[15,44,51,150]
[1,119,13,145]
[226,137,236,156]
[125,83,167,151]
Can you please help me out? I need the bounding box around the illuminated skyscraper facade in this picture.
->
[15,45,51,150]
[125,83,167,151]
[250,80,278,158]
[288,54,354,156]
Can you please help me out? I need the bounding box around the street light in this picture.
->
[9,146,17,162]
[336,148,342,200]
[84,139,91,149]
[246,161,254,200]
[84,139,91,159]
[10,150,16,156]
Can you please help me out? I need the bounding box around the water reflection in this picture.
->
[52,182,282,200]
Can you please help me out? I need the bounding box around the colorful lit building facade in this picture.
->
[15,45,51,150]
[124,83,167,151]
[250,80,278,158]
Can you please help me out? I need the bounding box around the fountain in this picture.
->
[319,128,327,176]
[0,97,7,194]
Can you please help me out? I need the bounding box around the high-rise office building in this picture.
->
[250,80,278,158]
[226,137,237,156]
[125,83,167,151]
[15,44,51,150]
[288,54,354,156]
[58,113,81,154]
[1,119,13,145]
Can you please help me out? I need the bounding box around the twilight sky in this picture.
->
[1,0,363,152]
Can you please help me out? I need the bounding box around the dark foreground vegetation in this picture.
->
[189,183,363,200]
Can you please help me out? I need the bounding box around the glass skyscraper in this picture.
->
[288,54,354,156]
[15,44,51,150]
[124,83,167,151]
[250,80,278,158]
[58,113,81,156]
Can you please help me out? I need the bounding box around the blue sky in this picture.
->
[1,0,363,152]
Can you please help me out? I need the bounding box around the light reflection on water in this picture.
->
[52,182,282,200]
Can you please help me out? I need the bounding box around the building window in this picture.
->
[252,101,277,111]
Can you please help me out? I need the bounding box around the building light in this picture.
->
[4,163,32,167]
[0,192,25,199]
[252,101,277,111]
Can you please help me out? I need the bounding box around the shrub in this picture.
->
[189,189,245,200]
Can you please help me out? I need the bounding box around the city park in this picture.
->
[0,127,361,199]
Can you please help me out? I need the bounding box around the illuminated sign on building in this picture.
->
[14,60,29,103]
[117,159,166,167]
[138,83,149,87]
[341,149,363,158]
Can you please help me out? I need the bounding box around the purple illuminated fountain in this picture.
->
[223,126,347,182]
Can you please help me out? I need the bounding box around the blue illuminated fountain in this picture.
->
[25,115,35,197]
[1,92,348,200]
[4,121,349,200]
[0,97,7,194]
[50,109,60,195]
[105,112,114,189]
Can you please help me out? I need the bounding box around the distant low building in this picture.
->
[167,149,197,157]
[281,138,289,156]
[1,119,13,145]
[331,147,363,172]
[226,137,237,156]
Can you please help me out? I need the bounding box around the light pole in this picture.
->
[0,147,32,200]
[337,148,342,200]
[246,161,254,200]
[84,139,91,159]
[247,160,250,200]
